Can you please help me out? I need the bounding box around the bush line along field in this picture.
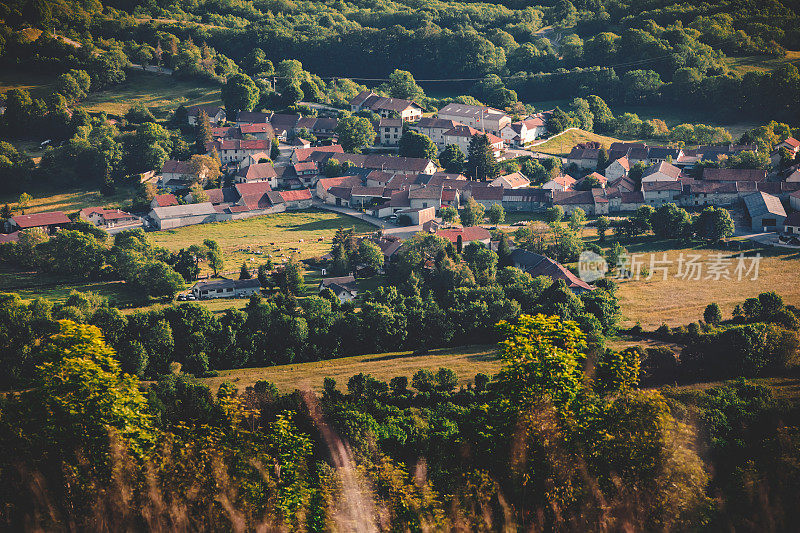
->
[199,344,501,393]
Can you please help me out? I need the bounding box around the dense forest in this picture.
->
[3,0,800,121]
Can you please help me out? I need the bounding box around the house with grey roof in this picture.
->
[149,203,218,230]
[743,191,787,231]
[191,278,261,299]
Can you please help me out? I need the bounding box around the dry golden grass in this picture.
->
[200,344,501,393]
[149,209,374,274]
[614,244,800,328]
[0,187,135,215]
[534,129,623,156]
[79,71,221,117]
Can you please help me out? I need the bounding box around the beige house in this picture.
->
[605,156,630,182]
[491,171,530,189]
[379,118,403,146]
[500,115,547,147]
[410,117,460,149]
[349,91,423,122]
[442,126,504,159]
[641,161,681,182]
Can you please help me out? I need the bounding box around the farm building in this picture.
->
[743,191,787,231]
[149,203,217,230]
[6,211,71,234]
[191,278,262,299]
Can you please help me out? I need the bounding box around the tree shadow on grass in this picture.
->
[363,345,498,363]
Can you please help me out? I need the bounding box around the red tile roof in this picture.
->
[11,211,71,228]
[437,226,491,244]
[279,189,312,202]
[293,145,344,162]
[153,194,178,207]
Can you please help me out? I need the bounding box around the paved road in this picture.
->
[313,200,398,229]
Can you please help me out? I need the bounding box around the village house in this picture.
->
[608,174,636,193]
[397,206,436,226]
[151,194,178,209]
[436,103,511,136]
[436,226,492,247]
[278,189,313,210]
[605,156,630,182]
[234,162,278,187]
[642,180,683,206]
[566,144,601,170]
[373,190,412,217]
[647,146,683,165]
[209,139,274,165]
[442,126,505,159]
[470,185,505,209]
[783,212,800,235]
[680,180,740,207]
[191,278,261,299]
[641,161,681,182]
[78,208,142,234]
[744,191,787,231]
[491,171,530,189]
[6,211,71,234]
[500,115,547,148]
[349,186,390,208]
[238,123,275,141]
[771,137,800,166]
[542,175,576,191]
[303,152,438,176]
[349,91,423,121]
[379,118,403,146]
[608,142,649,165]
[553,190,597,215]
[187,105,226,126]
[238,152,271,169]
[408,185,443,210]
[702,168,768,183]
[269,114,302,140]
[235,111,272,124]
[509,249,593,294]
[616,191,645,212]
[791,190,800,211]
[159,159,207,190]
[310,117,338,139]
[149,203,217,230]
[290,145,344,164]
[316,175,364,204]
[319,275,359,302]
[409,117,461,149]
[574,172,607,190]
[502,188,552,212]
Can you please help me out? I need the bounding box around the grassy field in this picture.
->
[199,344,502,393]
[723,50,800,75]
[80,71,221,117]
[149,209,374,275]
[612,240,800,329]
[0,185,137,215]
[534,129,622,156]
[0,68,221,119]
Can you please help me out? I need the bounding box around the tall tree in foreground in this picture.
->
[440,144,466,173]
[221,73,259,119]
[399,130,437,160]
[335,116,375,153]
[467,134,498,181]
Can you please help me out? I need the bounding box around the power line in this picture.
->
[262,54,673,83]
